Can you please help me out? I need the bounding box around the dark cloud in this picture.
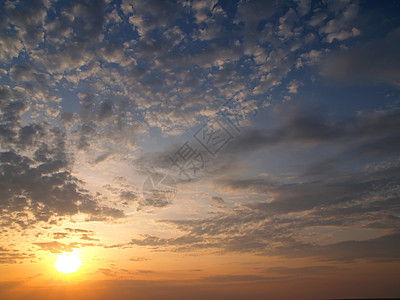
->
[103,183,139,206]
[98,268,115,277]
[129,257,147,262]
[223,162,400,214]
[237,0,276,44]
[60,112,74,123]
[53,232,69,239]
[202,275,272,283]
[211,196,224,204]
[65,228,93,233]
[33,241,97,253]
[98,100,113,121]
[104,234,212,251]
[0,247,33,264]
[137,270,153,274]
[93,152,113,164]
[128,0,181,37]
[295,0,311,16]
[0,124,125,226]
[0,94,28,147]
[228,108,400,154]
[119,191,138,203]
[2,0,46,49]
[73,0,106,41]
[271,232,400,262]
[33,241,74,253]
[266,265,337,275]
[124,157,399,259]
[105,211,400,261]
[152,201,400,262]
[320,28,400,87]
[66,93,143,152]
[132,151,177,176]
[80,234,100,241]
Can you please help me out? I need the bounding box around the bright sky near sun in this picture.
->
[1,0,400,299]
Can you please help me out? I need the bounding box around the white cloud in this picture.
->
[287,80,303,94]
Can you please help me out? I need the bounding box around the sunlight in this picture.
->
[55,249,81,274]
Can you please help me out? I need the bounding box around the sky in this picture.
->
[1,0,400,299]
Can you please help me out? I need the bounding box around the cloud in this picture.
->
[320,28,400,87]
[80,234,100,241]
[1,0,399,274]
[53,232,69,239]
[0,247,33,264]
[325,27,360,43]
[237,0,276,45]
[226,108,400,154]
[0,87,29,147]
[105,233,214,251]
[93,152,113,164]
[0,146,78,219]
[295,0,311,16]
[65,228,93,233]
[0,124,126,227]
[69,93,144,153]
[98,268,116,277]
[128,0,181,37]
[287,79,303,94]
[123,152,399,259]
[202,275,272,282]
[272,232,400,262]
[319,1,359,43]
[33,241,75,253]
[137,270,153,274]
[33,241,97,253]
[211,196,225,204]
[152,191,400,261]
[103,182,140,207]
[0,0,46,59]
[129,257,147,262]
[223,162,400,214]
[266,265,337,275]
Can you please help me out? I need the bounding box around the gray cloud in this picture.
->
[320,28,400,87]
[266,265,337,275]
[237,0,276,45]
[128,0,181,37]
[0,120,125,227]
[53,232,69,239]
[202,275,273,283]
[148,200,400,262]
[1,0,398,272]
[33,241,75,253]
[224,162,400,214]
[0,247,33,264]
[0,147,125,224]
[1,0,46,53]
[211,196,225,204]
[65,228,93,233]
[117,156,400,260]
[272,232,400,262]
[227,108,400,157]
[33,241,97,253]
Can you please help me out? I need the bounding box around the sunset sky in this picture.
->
[1,0,400,299]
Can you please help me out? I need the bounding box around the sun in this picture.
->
[55,249,81,274]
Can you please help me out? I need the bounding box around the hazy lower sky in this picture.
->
[1,0,400,299]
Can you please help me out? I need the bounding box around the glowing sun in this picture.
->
[55,249,81,274]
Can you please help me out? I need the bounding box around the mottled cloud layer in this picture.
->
[1,0,399,270]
